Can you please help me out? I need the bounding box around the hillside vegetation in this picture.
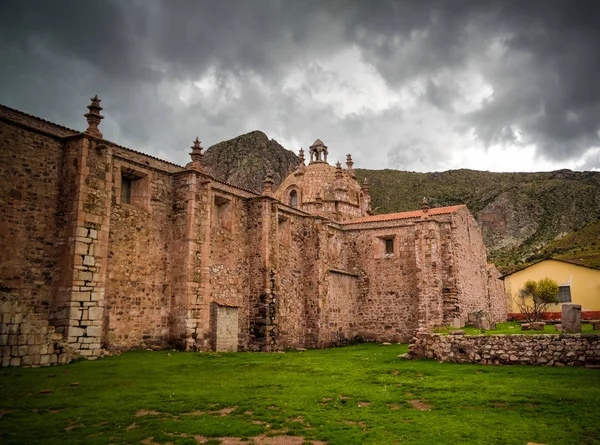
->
[203,131,600,272]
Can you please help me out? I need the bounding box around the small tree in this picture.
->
[516,277,559,322]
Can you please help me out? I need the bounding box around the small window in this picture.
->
[558,285,572,303]
[121,177,132,204]
[385,238,394,255]
[118,167,150,211]
[289,190,298,208]
[213,195,233,231]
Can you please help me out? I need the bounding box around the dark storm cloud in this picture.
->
[1,0,600,169]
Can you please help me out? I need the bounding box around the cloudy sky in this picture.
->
[1,0,600,172]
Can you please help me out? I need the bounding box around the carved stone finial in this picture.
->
[362,177,370,194]
[421,197,430,212]
[335,161,343,179]
[189,137,204,170]
[84,95,104,138]
[298,148,305,165]
[346,153,356,178]
[262,169,275,197]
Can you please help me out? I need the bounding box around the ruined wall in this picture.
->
[409,332,600,367]
[351,223,419,342]
[104,158,174,349]
[451,208,493,322]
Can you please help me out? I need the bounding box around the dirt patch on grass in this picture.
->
[0,409,12,417]
[287,416,305,423]
[341,420,366,427]
[338,395,351,400]
[126,423,137,430]
[182,411,206,416]
[64,424,83,431]
[192,435,326,444]
[135,409,162,417]
[214,406,238,416]
[387,403,401,410]
[493,403,515,410]
[408,400,432,411]
[358,402,371,407]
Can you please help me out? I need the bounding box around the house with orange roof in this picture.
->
[0,98,506,367]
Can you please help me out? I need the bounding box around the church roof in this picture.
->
[344,205,465,225]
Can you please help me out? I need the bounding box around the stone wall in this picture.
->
[104,161,174,350]
[274,209,313,349]
[409,332,600,367]
[0,120,64,312]
[487,265,508,322]
[0,115,70,366]
[1,297,72,367]
[450,208,493,322]
[352,224,419,342]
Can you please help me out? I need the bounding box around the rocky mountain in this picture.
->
[203,130,299,193]
[202,132,600,272]
[353,168,600,271]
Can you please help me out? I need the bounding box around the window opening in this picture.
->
[121,177,132,204]
[385,238,394,255]
[289,190,298,208]
[558,285,572,303]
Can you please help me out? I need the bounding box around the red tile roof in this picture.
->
[344,205,465,225]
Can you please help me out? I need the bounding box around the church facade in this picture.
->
[0,97,506,366]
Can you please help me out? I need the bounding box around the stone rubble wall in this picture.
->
[1,298,72,367]
[409,332,600,367]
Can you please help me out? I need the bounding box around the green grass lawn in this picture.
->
[1,344,599,445]
[434,321,600,335]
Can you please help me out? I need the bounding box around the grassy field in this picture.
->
[1,344,599,445]
[434,321,600,335]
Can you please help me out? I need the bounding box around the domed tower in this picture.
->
[274,139,371,222]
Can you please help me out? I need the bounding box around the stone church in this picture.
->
[0,97,506,367]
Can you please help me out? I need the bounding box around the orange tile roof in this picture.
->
[344,204,465,225]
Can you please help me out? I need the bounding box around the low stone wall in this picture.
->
[408,331,600,367]
[0,299,73,367]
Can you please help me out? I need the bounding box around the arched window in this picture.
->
[289,190,298,208]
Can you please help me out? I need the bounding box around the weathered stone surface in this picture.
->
[562,304,582,333]
[530,322,545,331]
[409,332,600,367]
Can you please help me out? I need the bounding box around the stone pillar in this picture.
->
[170,169,211,350]
[51,135,112,358]
[562,304,582,333]
[414,220,444,331]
